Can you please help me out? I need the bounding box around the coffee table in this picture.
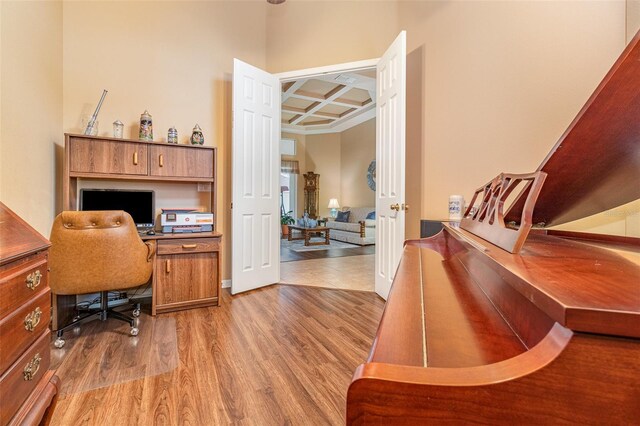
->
[288,225,330,246]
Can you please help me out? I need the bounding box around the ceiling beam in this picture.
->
[290,84,352,126]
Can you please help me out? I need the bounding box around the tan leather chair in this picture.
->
[49,210,154,348]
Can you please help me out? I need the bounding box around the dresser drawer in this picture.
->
[0,290,51,374]
[0,252,48,320]
[157,238,220,255]
[0,330,50,425]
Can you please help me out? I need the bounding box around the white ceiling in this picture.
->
[281,70,376,135]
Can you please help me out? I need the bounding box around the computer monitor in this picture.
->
[79,189,155,229]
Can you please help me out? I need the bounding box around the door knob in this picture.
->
[402,203,410,211]
[390,203,400,211]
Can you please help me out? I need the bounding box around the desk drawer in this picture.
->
[157,238,220,255]
[0,253,48,320]
[0,330,50,426]
[0,290,51,374]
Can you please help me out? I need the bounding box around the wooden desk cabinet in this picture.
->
[149,234,221,315]
[0,203,59,426]
[55,134,221,330]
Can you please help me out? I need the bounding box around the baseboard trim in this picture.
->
[222,279,231,289]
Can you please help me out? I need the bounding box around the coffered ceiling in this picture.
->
[281,70,376,135]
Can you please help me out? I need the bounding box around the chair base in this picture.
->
[54,291,140,348]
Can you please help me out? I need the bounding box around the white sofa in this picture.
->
[326,207,375,245]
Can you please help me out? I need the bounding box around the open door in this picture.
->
[375,31,407,299]
[232,59,281,294]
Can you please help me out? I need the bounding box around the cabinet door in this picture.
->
[69,138,148,175]
[149,145,213,179]
[155,252,218,309]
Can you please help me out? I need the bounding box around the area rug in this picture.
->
[281,238,361,252]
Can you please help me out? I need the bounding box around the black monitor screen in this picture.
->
[80,189,155,228]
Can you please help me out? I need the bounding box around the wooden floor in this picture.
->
[49,285,384,425]
[280,241,375,262]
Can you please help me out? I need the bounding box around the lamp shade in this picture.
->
[328,198,340,209]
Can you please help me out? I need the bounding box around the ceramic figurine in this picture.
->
[190,124,204,145]
[139,110,153,141]
[168,126,178,144]
[113,120,124,138]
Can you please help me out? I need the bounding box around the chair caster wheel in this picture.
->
[54,338,65,348]
[132,308,141,318]
[130,327,139,336]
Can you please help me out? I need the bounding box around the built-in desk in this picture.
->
[51,231,222,330]
[53,134,221,330]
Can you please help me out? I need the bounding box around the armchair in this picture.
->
[49,210,154,348]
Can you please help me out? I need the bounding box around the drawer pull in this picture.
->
[166,259,171,274]
[23,353,42,381]
[159,154,164,167]
[24,307,42,332]
[133,151,139,165]
[182,244,197,249]
[26,270,42,290]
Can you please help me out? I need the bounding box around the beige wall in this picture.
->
[304,132,341,218]
[340,119,375,210]
[267,0,629,233]
[62,1,268,280]
[629,0,640,42]
[0,0,62,236]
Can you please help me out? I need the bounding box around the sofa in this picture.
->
[325,207,375,245]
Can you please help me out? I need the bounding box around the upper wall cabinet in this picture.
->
[69,138,149,176]
[63,134,217,212]
[149,145,214,179]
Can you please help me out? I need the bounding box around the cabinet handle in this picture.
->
[23,353,41,381]
[25,270,42,290]
[133,152,139,165]
[159,154,164,167]
[182,244,197,249]
[165,259,171,273]
[24,307,42,332]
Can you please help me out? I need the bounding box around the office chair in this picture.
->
[49,210,154,348]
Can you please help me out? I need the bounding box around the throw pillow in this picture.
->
[336,210,351,223]
[366,211,375,220]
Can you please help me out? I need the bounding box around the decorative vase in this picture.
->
[113,120,124,138]
[167,126,178,144]
[139,110,153,141]
[190,124,204,145]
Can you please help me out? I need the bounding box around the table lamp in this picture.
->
[328,198,340,218]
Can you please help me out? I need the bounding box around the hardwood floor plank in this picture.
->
[49,285,384,425]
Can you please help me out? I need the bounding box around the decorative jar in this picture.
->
[190,124,204,145]
[139,110,153,141]
[113,120,124,138]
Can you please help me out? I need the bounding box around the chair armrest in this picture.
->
[145,241,155,262]
[359,221,366,238]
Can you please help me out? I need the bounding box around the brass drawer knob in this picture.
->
[23,353,42,381]
[24,307,42,332]
[25,270,42,290]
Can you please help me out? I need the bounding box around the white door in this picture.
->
[375,31,407,299]
[232,59,281,294]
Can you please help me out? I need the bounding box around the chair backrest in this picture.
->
[49,210,153,295]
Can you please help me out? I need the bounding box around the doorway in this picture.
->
[232,31,407,298]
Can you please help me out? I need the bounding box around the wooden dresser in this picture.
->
[0,203,59,425]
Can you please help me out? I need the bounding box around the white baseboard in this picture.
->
[222,279,231,289]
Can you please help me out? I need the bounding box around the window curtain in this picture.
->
[281,160,300,174]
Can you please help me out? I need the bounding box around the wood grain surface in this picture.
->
[49,285,384,425]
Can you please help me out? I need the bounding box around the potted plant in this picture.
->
[281,211,295,237]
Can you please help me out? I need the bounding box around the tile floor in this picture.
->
[279,254,375,292]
